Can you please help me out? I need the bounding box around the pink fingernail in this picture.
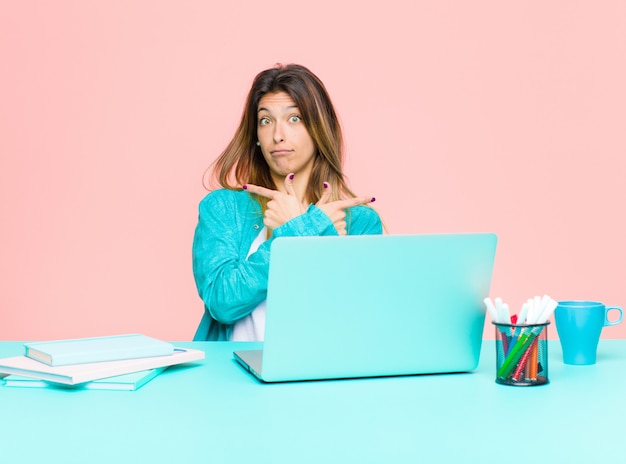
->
[370,197,376,202]
[242,185,248,190]
[323,182,329,189]
[289,174,294,180]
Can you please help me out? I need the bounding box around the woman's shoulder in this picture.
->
[198,189,261,218]
[199,188,254,207]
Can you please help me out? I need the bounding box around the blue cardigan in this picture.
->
[192,189,383,340]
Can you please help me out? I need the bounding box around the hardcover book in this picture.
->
[24,334,174,366]
[0,347,204,385]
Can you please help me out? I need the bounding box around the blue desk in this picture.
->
[1,340,624,463]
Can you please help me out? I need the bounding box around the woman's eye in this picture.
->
[259,117,271,126]
[289,115,302,123]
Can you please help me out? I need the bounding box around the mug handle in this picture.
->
[605,306,623,326]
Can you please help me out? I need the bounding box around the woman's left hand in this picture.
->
[316,184,375,236]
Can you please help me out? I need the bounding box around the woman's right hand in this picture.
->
[244,174,307,230]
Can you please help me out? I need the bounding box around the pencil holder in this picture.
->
[493,322,549,386]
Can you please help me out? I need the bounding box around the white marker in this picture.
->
[518,302,530,324]
[537,298,558,323]
[483,297,499,323]
[495,297,508,323]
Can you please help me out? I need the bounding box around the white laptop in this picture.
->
[234,233,497,382]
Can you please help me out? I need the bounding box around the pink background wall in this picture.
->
[1,1,625,341]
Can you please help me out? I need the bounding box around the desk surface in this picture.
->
[1,340,624,463]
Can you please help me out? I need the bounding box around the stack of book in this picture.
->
[0,334,205,391]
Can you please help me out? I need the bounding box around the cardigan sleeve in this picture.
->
[192,191,270,325]
[346,205,384,235]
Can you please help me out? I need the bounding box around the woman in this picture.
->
[192,63,382,341]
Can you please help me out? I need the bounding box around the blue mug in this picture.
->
[554,301,623,365]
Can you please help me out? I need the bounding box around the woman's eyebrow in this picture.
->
[257,105,299,113]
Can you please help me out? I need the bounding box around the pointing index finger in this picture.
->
[243,183,277,200]
[335,196,376,209]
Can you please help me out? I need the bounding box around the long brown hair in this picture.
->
[204,64,355,205]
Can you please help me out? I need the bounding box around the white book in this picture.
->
[0,347,204,385]
[2,367,167,391]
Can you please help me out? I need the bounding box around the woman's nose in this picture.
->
[273,124,285,143]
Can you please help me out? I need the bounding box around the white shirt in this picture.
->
[230,227,267,341]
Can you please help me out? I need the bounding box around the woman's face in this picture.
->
[256,91,316,183]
